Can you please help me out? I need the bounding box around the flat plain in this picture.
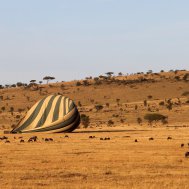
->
[1,127,189,189]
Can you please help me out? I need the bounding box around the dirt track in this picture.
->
[1,127,189,189]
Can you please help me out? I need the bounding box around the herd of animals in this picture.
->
[1,134,189,158]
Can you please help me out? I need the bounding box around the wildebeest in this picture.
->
[28,136,38,142]
[0,136,8,140]
[185,152,189,158]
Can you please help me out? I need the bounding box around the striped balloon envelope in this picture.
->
[11,95,80,133]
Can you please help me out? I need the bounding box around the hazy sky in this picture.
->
[0,0,189,84]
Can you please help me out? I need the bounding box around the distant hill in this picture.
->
[0,70,189,131]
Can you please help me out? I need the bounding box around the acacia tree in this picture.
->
[43,76,55,84]
[30,80,36,83]
[105,72,114,77]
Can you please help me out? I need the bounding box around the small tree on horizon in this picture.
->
[43,76,55,84]
[105,72,114,77]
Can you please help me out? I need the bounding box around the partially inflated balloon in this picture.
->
[11,95,80,133]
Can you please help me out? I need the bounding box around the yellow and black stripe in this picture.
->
[11,95,80,133]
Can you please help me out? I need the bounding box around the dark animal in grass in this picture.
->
[44,138,53,142]
[104,137,110,140]
[181,144,184,148]
[185,152,189,158]
[149,137,154,141]
[20,139,25,143]
[5,140,10,143]
[100,138,104,140]
[0,136,8,140]
[135,139,138,142]
[167,137,172,140]
[28,136,38,142]
[65,135,69,138]
[89,136,95,139]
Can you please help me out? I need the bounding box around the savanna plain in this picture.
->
[0,70,189,189]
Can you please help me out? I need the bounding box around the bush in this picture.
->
[108,120,114,126]
[106,103,110,108]
[83,80,89,86]
[76,81,82,86]
[95,105,103,111]
[147,95,153,99]
[159,101,165,106]
[16,115,21,119]
[120,119,124,123]
[183,73,189,81]
[137,117,142,125]
[1,107,5,111]
[144,113,167,124]
[80,114,90,128]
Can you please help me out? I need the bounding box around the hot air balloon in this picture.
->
[11,95,80,133]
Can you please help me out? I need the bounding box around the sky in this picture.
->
[0,0,189,84]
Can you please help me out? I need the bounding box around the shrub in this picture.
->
[183,73,189,81]
[10,107,14,112]
[147,95,153,99]
[166,103,172,111]
[106,103,110,108]
[144,113,167,124]
[1,107,5,111]
[83,80,89,86]
[16,115,21,119]
[137,117,142,125]
[116,99,120,103]
[175,76,180,80]
[108,120,114,126]
[120,119,124,123]
[159,101,165,106]
[16,82,23,87]
[80,114,90,128]
[76,81,82,86]
[95,105,103,111]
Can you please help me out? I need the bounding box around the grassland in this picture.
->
[0,70,189,188]
[1,127,189,188]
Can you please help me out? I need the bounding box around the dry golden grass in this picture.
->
[1,70,189,129]
[0,70,189,188]
[1,127,189,188]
